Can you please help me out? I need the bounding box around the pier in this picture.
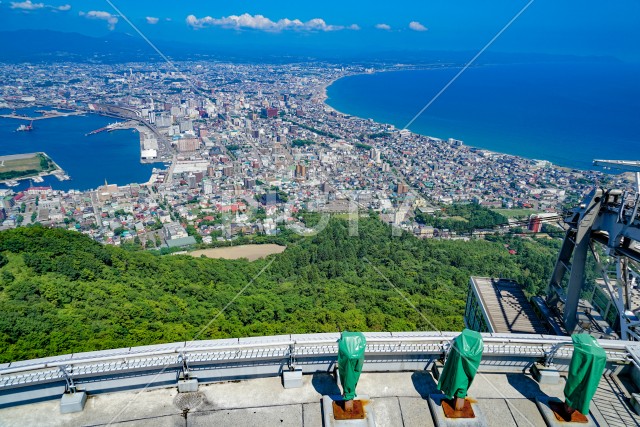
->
[85,120,138,136]
[85,125,112,136]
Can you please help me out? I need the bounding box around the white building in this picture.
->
[163,222,188,240]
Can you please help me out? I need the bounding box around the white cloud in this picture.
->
[146,16,159,25]
[409,21,428,32]
[348,24,360,31]
[375,23,391,31]
[9,1,70,11]
[80,10,119,30]
[10,1,44,10]
[186,13,354,32]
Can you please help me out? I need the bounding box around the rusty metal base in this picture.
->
[332,400,366,420]
[536,397,597,427]
[549,400,589,423]
[441,398,476,419]
[322,395,376,427]
[428,394,488,427]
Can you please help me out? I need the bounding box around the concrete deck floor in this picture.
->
[1,370,638,427]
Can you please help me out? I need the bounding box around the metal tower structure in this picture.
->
[547,160,640,340]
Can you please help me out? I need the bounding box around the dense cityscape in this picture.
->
[3,1,640,425]
[0,62,622,248]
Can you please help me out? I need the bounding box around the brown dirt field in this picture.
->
[190,244,286,261]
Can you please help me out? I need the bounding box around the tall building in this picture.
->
[179,120,193,133]
[263,107,278,118]
[370,148,381,163]
[233,162,242,175]
[155,113,171,127]
[203,179,214,195]
[295,164,307,179]
[244,178,256,189]
[187,174,197,189]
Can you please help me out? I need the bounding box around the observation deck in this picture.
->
[1,332,640,426]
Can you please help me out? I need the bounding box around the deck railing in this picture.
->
[0,331,636,407]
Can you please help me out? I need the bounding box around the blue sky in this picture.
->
[2,0,639,61]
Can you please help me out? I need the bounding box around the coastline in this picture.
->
[321,68,599,174]
[322,64,467,115]
[323,70,505,156]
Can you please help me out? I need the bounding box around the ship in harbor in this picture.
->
[16,121,33,132]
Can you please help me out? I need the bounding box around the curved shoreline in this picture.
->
[322,67,510,158]
[321,67,587,171]
[322,65,452,118]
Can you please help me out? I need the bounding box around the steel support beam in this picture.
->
[564,234,590,332]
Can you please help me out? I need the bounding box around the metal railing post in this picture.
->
[59,365,76,394]
[544,342,569,367]
[178,352,191,380]
[288,343,296,371]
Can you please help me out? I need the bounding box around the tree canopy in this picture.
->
[415,203,508,233]
[0,219,558,362]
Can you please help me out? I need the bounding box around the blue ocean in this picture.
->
[0,108,160,191]
[326,62,640,170]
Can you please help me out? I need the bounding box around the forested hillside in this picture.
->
[414,203,509,233]
[0,218,559,362]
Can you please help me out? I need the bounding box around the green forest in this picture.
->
[0,218,560,362]
[415,203,509,233]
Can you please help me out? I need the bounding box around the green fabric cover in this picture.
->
[564,334,606,414]
[337,331,366,400]
[437,329,483,399]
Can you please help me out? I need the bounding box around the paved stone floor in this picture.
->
[0,371,638,426]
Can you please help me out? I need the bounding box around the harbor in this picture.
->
[84,119,162,164]
[0,109,158,192]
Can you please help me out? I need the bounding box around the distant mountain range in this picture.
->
[0,30,170,63]
[0,29,621,65]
